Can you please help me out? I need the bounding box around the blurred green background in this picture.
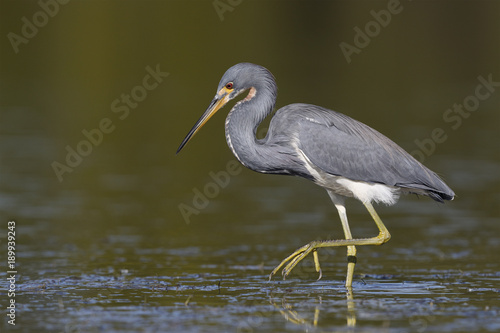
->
[1,0,499,332]
[1,0,498,220]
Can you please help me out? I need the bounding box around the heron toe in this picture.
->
[269,241,321,280]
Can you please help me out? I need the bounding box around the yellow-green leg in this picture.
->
[269,198,391,288]
[327,191,357,287]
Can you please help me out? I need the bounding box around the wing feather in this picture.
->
[275,104,454,201]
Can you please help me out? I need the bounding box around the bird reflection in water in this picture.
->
[269,287,357,329]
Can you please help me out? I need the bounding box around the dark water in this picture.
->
[1,1,499,332]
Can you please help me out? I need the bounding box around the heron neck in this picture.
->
[225,86,276,172]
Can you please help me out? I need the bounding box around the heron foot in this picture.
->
[268,241,322,281]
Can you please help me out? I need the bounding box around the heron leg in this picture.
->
[328,192,357,288]
[269,200,390,288]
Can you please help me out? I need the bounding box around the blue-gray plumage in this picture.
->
[177,63,454,288]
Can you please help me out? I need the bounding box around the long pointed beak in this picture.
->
[176,91,230,154]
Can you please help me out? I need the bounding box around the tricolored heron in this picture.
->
[177,63,454,287]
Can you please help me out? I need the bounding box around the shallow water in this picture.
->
[1,137,500,332]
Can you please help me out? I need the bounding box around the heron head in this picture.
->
[176,63,262,154]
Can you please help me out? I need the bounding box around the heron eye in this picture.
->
[225,82,233,90]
